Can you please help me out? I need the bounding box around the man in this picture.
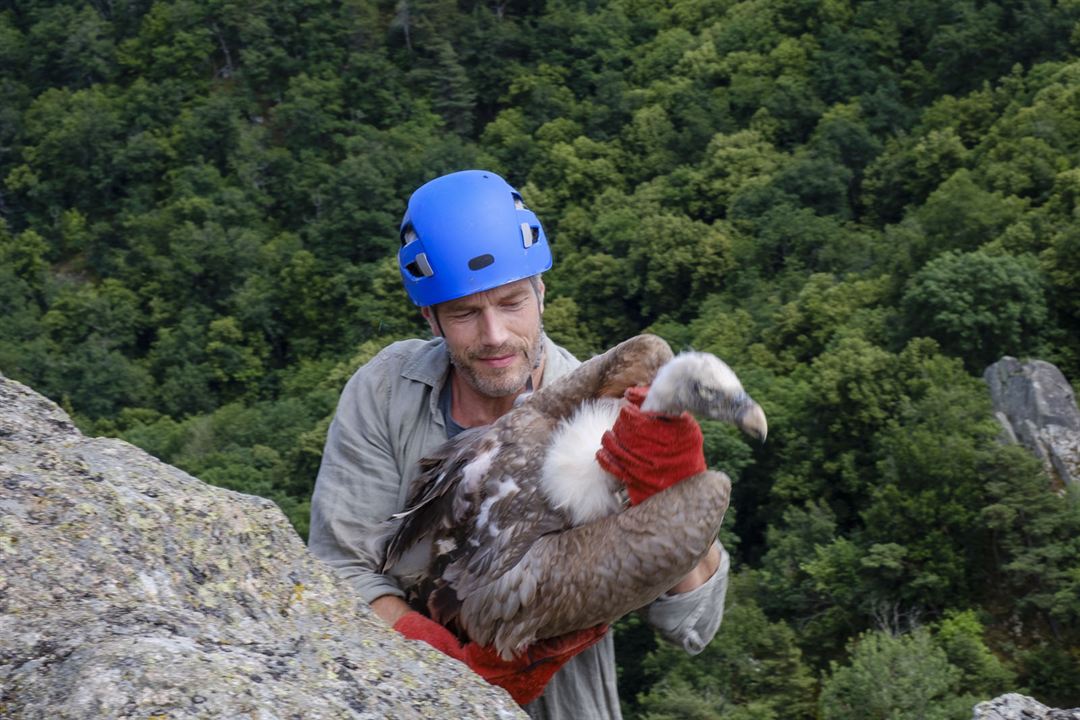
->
[309,169,730,718]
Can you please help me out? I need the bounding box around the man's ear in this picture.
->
[536,278,546,314]
[421,306,441,337]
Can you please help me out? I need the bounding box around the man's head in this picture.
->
[422,276,545,398]
[399,170,552,398]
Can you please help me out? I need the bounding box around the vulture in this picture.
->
[379,334,767,659]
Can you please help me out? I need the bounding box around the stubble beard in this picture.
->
[449,327,546,399]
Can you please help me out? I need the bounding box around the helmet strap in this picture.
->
[429,305,447,339]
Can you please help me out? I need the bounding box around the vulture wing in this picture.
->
[461,470,729,657]
[381,334,734,658]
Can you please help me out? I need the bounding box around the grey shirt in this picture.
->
[309,335,730,719]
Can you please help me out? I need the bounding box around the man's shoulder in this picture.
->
[371,337,441,365]
[543,336,582,382]
[344,337,446,391]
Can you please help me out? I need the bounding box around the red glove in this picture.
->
[393,611,607,705]
[596,385,706,505]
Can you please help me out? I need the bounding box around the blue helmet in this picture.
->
[398,170,552,307]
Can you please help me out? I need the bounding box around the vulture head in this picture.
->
[379,334,765,659]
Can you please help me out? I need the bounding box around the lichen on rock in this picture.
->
[0,373,525,719]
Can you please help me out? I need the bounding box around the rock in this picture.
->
[0,373,525,719]
[984,357,1080,490]
[972,693,1080,719]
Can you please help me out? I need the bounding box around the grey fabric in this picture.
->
[309,334,730,719]
[647,544,730,655]
[439,378,468,439]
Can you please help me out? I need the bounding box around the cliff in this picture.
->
[0,372,524,719]
[985,356,1080,491]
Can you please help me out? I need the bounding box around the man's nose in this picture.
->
[477,307,511,347]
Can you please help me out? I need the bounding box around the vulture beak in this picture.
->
[736,402,768,443]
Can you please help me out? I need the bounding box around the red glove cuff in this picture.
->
[393,611,607,706]
[596,386,706,505]
[393,610,464,656]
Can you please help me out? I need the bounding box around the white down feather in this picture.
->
[539,398,625,526]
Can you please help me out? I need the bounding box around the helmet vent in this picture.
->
[511,192,525,210]
[468,253,495,271]
[521,223,539,248]
[405,252,434,278]
[401,226,418,247]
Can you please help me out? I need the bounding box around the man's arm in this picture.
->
[309,359,407,605]
[647,540,730,654]
[668,542,722,594]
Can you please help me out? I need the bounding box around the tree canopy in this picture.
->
[2,0,1079,712]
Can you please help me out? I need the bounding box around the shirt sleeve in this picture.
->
[644,540,730,655]
[308,356,407,605]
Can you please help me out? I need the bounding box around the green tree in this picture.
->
[913,169,1027,258]
[934,610,1016,697]
[901,249,1048,371]
[819,628,968,720]
[763,272,890,369]
[0,224,48,381]
[26,4,116,88]
[636,577,816,720]
[861,128,969,225]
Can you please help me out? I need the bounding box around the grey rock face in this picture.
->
[972,693,1080,720]
[0,373,525,719]
[984,357,1080,489]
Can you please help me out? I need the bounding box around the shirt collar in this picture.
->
[400,336,450,388]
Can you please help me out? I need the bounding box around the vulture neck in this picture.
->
[448,362,546,428]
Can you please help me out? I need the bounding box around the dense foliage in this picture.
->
[2,0,1079,714]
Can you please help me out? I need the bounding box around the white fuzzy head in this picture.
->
[641,352,768,440]
[642,352,743,415]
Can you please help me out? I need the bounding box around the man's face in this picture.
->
[426,278,545,399]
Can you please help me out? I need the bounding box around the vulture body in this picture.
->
[379,334,766,659]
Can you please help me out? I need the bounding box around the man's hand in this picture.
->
[370,594,412,626]
[393,611,607,705]
[596,385,707,505]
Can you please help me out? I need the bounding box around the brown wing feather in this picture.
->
[466,470,732,658]
[526,334,673,419]
[379,427,491,574]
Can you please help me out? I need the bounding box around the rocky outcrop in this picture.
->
[0,373,524,719]
[984,357,1080,490]
[973,693,1080,719]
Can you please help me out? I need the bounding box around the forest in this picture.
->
[1,0,1079,716]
